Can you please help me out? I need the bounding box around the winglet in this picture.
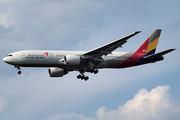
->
[135,31,141,34]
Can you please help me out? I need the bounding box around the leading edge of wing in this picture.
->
[82,31,141,57]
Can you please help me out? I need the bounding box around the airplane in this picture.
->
[3,29,175,81]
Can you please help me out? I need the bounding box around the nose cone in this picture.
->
[3,57,7,62]
[3,57,12,64]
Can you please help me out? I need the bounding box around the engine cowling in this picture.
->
[64,55,81,65]
[48,68,65,77]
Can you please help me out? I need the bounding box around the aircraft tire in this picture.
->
[77,75,81,79]
[18,71,22,75]
[94,70,98,74]
[85,76,89,81]
[81,76,85,80]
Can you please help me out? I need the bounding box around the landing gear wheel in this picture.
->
[84,76,89,81]
[94,70,98,74]
[81,76,85,80]
[77,75,81,79]
[89,69,94,73]
[18,71,22,74]
[77,74,89,81]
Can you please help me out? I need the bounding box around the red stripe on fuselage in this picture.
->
[116,38,149,68]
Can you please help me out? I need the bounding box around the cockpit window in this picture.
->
[7,54,12,57]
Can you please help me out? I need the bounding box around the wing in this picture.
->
[82,31,141,57]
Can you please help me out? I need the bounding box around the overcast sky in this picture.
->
[0,0,180,120]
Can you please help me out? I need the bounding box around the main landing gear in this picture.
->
[87,69,98,74]
[77,69,99,81]
[77,74,89,81]
[15,66,22,75]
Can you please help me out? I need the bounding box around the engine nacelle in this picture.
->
[64,55,81,65]
[48,68,65,77]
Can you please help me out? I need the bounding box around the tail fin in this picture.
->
[135,29,161,55]
[116,29,174,68]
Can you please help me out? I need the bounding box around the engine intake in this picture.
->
[48,68,66,77]
[64,55,81,65]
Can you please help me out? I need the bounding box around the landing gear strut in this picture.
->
[15,66,22,75]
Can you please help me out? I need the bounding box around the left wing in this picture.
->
[82,31,141,57]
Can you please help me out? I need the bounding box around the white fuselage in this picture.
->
[3,50,131,70]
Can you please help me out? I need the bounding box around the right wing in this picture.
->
[82,31,141,57]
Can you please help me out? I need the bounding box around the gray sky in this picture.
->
[0,0,180,120]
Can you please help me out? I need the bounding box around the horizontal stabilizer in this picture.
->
[144,49,176,59]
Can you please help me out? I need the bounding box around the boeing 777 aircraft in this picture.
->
[3,29,175,80]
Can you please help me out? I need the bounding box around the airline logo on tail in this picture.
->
[146,29,161,54]
[135,29,161,56]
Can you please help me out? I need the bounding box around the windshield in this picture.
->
[7,54,12,57]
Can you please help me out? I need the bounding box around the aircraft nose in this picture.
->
[3,57,11,63]
[3,57,7,62]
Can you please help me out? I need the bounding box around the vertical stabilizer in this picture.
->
[135,29,161,55]
[116,29,175,68]
[146,29,161,54]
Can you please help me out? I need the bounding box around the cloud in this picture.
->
[0,0,23,5]
[0,69,128,119]
[0,93,28,119]
[0,94,9,113]
[42,85,180,120]
[0,0,111,51]
[0,9,15,28]
[42,113,95,120]
[96,85,180,120]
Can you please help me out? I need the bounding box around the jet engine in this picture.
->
[64,55,81,65]
[48,67,66,77]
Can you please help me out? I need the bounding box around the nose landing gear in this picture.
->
[18,71,22,74]
[15,66,22,75]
